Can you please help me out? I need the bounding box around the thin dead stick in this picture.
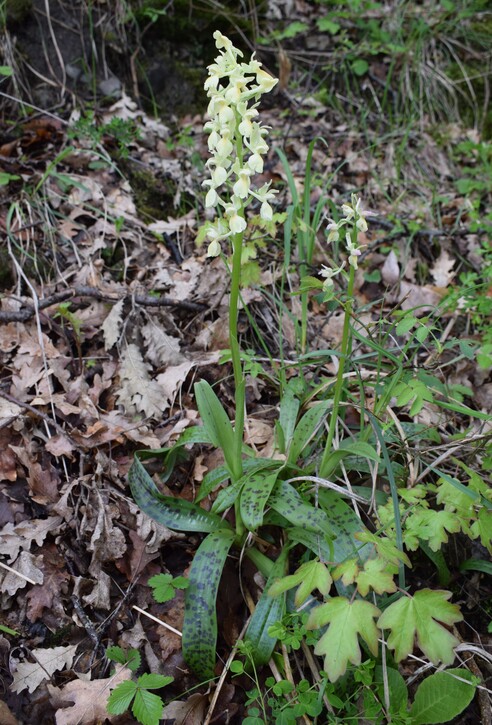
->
[385,405,416,484]
[300,640,334,715]
[132,605,182,637]
[0,388,80,445]
[268,657,312,725]
[0,285,207,323]
[0,560,37,585]
[203,617,251,725]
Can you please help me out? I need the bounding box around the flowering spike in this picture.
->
[203,32,278,254]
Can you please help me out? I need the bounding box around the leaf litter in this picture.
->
[0,4,491,723]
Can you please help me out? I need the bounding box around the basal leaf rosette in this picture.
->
[203,31,278,257]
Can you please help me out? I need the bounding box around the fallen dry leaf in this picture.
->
[399,281,444,312]
[142,321,183,366]
[381,250,400,285]
[1,552,44,595]
[0,700,19,725]
[161,692,207,725]
[102,298,125,350]
[430,248,456,287]
[0,516,63,563]
[11,645,77,694]
[117,343,169,418]
[0,428,18,481]
[26,545,70,622]
[48,666,132,725]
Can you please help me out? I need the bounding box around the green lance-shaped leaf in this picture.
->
[240,470,280,531]
[287,401,330,464]
[377,589,463,665]
[287,527,333,563]
[269,481,332,537]
[182,529,236,680]
[320,440,380,478]
[277,383,301,454]
[409,668,478,725]
[194,380,239,478]
[244,547,288,666]
[129,456,230,533]
[306,597,381,682]
[136,426,212,484]
[204,457,280,508]
[317,489,372,563]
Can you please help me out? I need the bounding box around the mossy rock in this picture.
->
[125,0,266,117]
[121,162,192,221]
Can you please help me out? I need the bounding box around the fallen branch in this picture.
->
[0,285,207,323]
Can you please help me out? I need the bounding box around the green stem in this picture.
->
[230,228,246,538]
[319,261,356,477]
[229,228,245,483]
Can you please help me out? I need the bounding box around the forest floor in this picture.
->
[0,1,491,724]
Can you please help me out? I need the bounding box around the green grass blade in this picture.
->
[366,411,405,588]
[129,456,230,533]
[244,547,289,666]
[182,529,235,679]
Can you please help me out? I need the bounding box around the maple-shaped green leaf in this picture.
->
[378,589,463,665]
[404,510,461,552]
[306,597,380,682]
[332,558,359,586]
[356,531,411,567]
[268,560,332,606]
[355,558,398,596]
[436,479,474,517]
[398,484,430,504]
[470,508,492,553]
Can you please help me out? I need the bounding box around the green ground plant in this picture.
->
[106,645,173,725]
[128,30,491,722]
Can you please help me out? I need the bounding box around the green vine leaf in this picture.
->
[332,558,359,586]
[268,560,332,606]
[355,557,397,596]
[404,509,461,551]
[306,597,380,682]
[377,589,463,664]
[355,531,411,567]
[470,508,492,554]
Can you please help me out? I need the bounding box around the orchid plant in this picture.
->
[127,32,482,708]
[197,31,278,501]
